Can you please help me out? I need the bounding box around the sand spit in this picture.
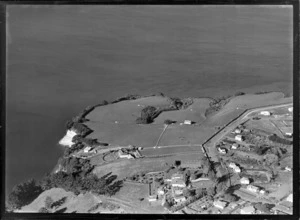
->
[59,129,77,147]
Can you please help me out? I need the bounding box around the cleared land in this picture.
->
[154,98,211,124]
[84,122,164,148]
[86,96,171,124]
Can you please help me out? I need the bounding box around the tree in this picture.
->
[38,207,50,213]
[7,179,43,210]
[223,193,238,202]
[164,119,175,125]
[174,160,181,167]
[234,91,245,96]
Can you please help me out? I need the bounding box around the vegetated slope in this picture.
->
[86,96,171,124]
[18,188,125,213]
[154,98,211,124]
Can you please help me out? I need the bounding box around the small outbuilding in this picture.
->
[184,120,193,125]
[260,111,271,116]
[288,107,293,112]
[213,200,227,210]
[240,206,255,214]
[240,177,250,185]
[286,194,293,203]
[235,135,244,142]
[231,143,238,150]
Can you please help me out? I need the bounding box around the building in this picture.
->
[174,196,186,203]
[233,166,241,173]
[172,187,183,196]
[231,143,238,149]
[171,179,186,188]
[240,206,255,214]
[118,150,134,159]
[234,128,241,134]
[259,189,266,195]
[288,107,293,112]
[213,200,227,210]
[157,188,165,195]
[172,173,184,180]
[83,146,92,153]
[235,135,244,142]
[247,185,259,193]
[260,111,271,116]
[218,147,227,154]
[229,162,236,169]
[285,166,292,172]
[240,177,250,185]
[286,194,293,203]
[184,120,192,125]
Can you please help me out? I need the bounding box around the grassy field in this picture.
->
[154,98,211,124]
[141,146,201,156]
[158,124,215,146]
[86,96,171,124]
[93,152,204,180]
[84,122,164,148]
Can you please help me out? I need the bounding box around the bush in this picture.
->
[234,91,245,96]
[268,134,292,145]
[44,196,53,209]
[164,119,176,125]
[38,207,50,213]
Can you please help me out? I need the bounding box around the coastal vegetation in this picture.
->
[268,134,293,145]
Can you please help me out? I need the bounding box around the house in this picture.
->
[172,173,184,180]
[247,185,259,193]
[260,111,271,116]
[231,143,238,149]
[259,189,266,195]
[233,166,241,173]
[240,206,255,214]
[172,187,183,196]
[288,107,293,112]
[229,162,236,169]
[213,200,227,210]
[83,146,92,153]
[174,196,186,203]
[285,166,292,172]
[234,128,241,134]
[171,179,186,188]
[218,147,227,154]
[118,150,133,159]
[286,194,293,203]
[184,120,192,125]
[235,135,244,142]
[157,188,165,195]
[240,177,250,185]
[148,195,157,202]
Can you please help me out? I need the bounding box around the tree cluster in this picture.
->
[268,134,292,145]
[7,179,44,210]
[136,106,161,124]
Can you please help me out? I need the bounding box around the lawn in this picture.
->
[84,122,164,148]
[154,98,211,124]
[86,96,171,124]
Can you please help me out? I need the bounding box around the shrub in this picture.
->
[268,134,292,145]
[38,207,50,213]
[234,91,245,96]
[44,196,53,209]
[164,119,176,125]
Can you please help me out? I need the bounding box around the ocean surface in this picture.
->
[6,5,293,195]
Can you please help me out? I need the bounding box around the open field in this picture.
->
[93,152,204,180]
[84,122,164,148]
[154,98,211,124]
[86,96,172,124]
[111,182,166,213]
[244,119,282,136]
[141,146,201,157]
[158,124,215,146]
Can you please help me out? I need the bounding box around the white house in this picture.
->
[218,147,227,154]
[285,166,292,172]
[184,120,192,125]
[213,201,227,210]
[259,189,266,195]
[247,185,259,193]
[240,206,255,214]
[234,128,241,134]
[157,188,165,195]
[174,196,186,203]
[118,150,133,159]
[229,162,236,169]
[148,195,157,202]
[288,107,293,112]
[233,166,241,173]
[171,179,186,188]
[286,194,293,203]
[231,143,238,150]
[235,135,244,142]
[240,177,250,185]
[83,146,92,153]
[260,111,271,116]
